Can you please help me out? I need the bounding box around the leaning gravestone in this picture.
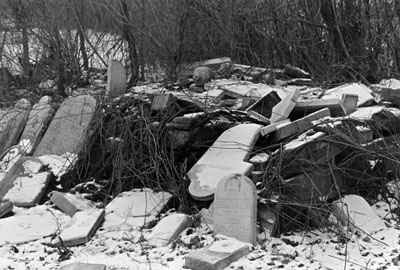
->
[106,59,126,96]
[19,96,55,155]
[34,95,96,157]
[0,99,31,155]
[213,174,257,245]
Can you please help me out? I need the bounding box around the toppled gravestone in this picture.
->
[34,95,96,157]
[19,96,55,155]
[0,99,31,155]
[50,191,94,217]
[188,124,261,201]
[106,59,126,96]
[213,174,257,245]
[103,189,172,230]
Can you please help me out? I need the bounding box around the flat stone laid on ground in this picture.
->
[19,96,55,155]
[270,88,300,123]
[106,59,126,96]
[0,99,31,155]
[59,263,106,270]
[103,190,172,230]
[34,95,96,157]
[50,191,94,217]
[322,83,374,107]
[188,124,261,201]
[54,208,105,247]
[147,213,192,247]
[332,194,387,235]
[213,174,257,245]
[185,238,251,270]
[0,199,13,217]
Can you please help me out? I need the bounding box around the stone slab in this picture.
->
[270,88,300,123]
[273,108,331,142]
[59,263,106,270]
[200,202,214,229]
[0,145,23,173]
[0,212,59,246]
[245,90,281,119]
[148,213,192,247]
[349,106,400,133]
[0,99,31,155]
[170,112,206,130]
[214,174,257,245]
[34,95,96,156]
[332,194,387,235]
[103,190,172,230]
[259,119,290,137]
[185,238,250,270]
[106,59,126,96]
[322,83,374,107]
[0,200,13,218]
[151,93,177,111]
[50,191,94,217]
[3,171,51,207]
[54,208,105,247]
[188,124,261,201]
[19,96,55,155]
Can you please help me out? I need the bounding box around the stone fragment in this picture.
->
[0,99,31,154]
[188,124,261,201]
[349,106,400,134]
[214,174,257,245]
[332,194,387,235]
[148,213,192,247]
[19,96,55,154]
[258,202,281,237]
[103,189,172,230]
[273,108,331,142]
[193,66,215,87]
[54,208,105,247]
[200,202,214,229]
[185,238,250,270]
[248,152,270,171]
[170,112,206,130]
[379,78,400,89]
[59,263,106,270]
[0,200,13,218]
[34,95,96,156]
[270,89,300,123]
[50,191,94,217]
[0,145,23,174]
[259,119,290,136]
[284,64,311,78]
[246,110,270,124]
[106,59,126,96]
[322,83,374,107]
[168,127,199,149]
[177,57,232,79]
[151,93,177,111]
[245,89,281,119]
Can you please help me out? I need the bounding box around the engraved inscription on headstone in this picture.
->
[34,95,96,156]
[106,59,126,96]
[213,174,257,245]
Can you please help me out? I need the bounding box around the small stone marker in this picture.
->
[322,83,374,107]
[0,200,13,218]
[270,89,300,123]
[54,208,105,247]
[332,194,387,235]
[213,174,257,245]
[34,95,96,156]
[59,263,106,270]
[148,213,192,247]
[185,238,250,270]
[106,59,126,96]
[0,99,31,154]
[103,189,172,230]
[188,124,261,201]
[19,96,55,154]
[50,191,94,216]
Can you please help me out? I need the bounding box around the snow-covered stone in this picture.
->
[50,191,94,217]
[322,83,374,107]
[0,199,12,218]
[270,88,300,123]
[59,263,106,270]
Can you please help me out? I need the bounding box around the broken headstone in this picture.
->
[50,191,94,217]
[270,89,300,123]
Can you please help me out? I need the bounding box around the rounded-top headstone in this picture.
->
[39,96,52,105]
[213,173,257,245]
[15,99,32,110]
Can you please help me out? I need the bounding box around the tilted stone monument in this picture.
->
[213,174,257,245]
[106,59,126,96]
[19,96,55,154]
[34,95,96,157]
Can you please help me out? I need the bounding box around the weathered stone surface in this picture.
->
[193,66,215,87]
[0,99,31,155]
[54,208,105,247]
[34,95,96,156]
[50,191,94,217]
[19,96,55,155]
[259,119,290,136]
[59,263,106,270]
[170,112,206,130]
[214,174,257,245]
[270,89,300,123]
[0,145,23,174]
[246,90,281,119]
[177,57,232,79]
[151,93,177,111]
[248,152,270,171]
[3,171,52,207]
[200,202,214,229]
[188,124,261,201]
[0,199,13,218]
[106,59,126,96]
[332,194,387,235]
[349,106,400,134]
[148,213,192,247]
[103,190,172,230]
[322,83,374,107]
[185,238,250,270]
[258,202,281,237]
[273,108,331,142]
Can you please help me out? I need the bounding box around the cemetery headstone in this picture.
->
[34,95,96,157]
[19,96,55,155]
[213,174,257,245]
[106,59,126,96]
